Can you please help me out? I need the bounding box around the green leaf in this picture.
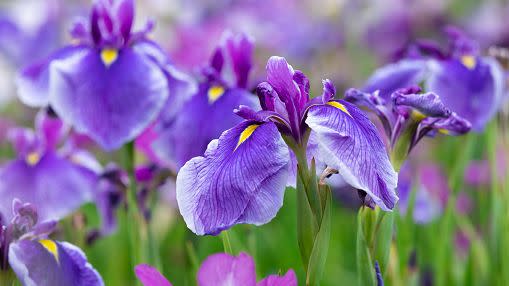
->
[306,186,332,286]
[374,211,394,275]
[296,167,319,270]
[357,208,376,286]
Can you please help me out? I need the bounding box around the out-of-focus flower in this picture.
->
[176,56,397,235]
[0,0,62,67]
[345,86,470,167]
[343,0,447,61]
[0,110,98,223]
[16,0,190,150]
[135,252,297,286]
[398,164,449,224]
[0,199,103,286]
[363,27,506,132]
[137,32,258,169]
[398,163,472,224]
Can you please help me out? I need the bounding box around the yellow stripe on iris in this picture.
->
[26,152,41,166]
[461,55,476,70]
[39,239,59,262]
[235,124,260,151]
[208,85,225,104]
[327,101,352,117]
[101,48,119,67]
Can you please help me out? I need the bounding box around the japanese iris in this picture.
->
[176,56,398,235]
[16,0,187,150]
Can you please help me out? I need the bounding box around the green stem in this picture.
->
[122,142,148,270]
[221,230,233,254]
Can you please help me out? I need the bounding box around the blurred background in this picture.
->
[0,0,508,285]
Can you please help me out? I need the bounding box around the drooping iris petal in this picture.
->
[257,270,298,286]
[16,46,87,108]
[392,91,451,118]
[135,264,173,286]
[9,239,103,286]
[0,152,97,223]
[176,121,290,235]
[48,47,169,150]
[150,85,258,168]
[426,57,505,131]
[363,60,428,100]
[306,100,398,210]
[197,252,256,286]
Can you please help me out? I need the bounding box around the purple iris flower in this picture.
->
[0,110,98,223]
[176,56,397,235]
[0,199,103,286]
[345,86,471,158]
[135,252,297,286]
[16,0,189,150]
[362,27,506,132]
[137,32,258,169]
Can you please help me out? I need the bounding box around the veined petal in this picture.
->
[197,252,256,286]
[176,121,289,235]
[16,46,87,108]
[266,56,299,104]
[392,91,451,118]
[0,152,97,223]
[48,47,169,150]
[257,270,298,286]
[9,240,104,286]
[149,85,258,168]
[135,264,172,286]
[306,101,398,210]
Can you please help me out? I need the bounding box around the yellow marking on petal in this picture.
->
[101,48,118,67]
[235,124,260,151]
[327,101,352,117]
[208,85,225,104]
[438,128,450,135]
[461,55,476,70]
[26,152,41,166]
[411,110,426,121]
[39,239,59,262]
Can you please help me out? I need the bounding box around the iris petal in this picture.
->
[48,47,169,150]
[176,121,289,235]
[9,240,104,286]
[306,100,398,210]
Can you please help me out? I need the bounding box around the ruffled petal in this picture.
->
[48,47,169,150]
[9,239,104,286]
[176,121,289,235]
[0,153,97,223]
[306,101,398,210]
[197,252,256,286]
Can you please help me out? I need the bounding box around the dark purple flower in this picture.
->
[135,252,296,286]
[346,86,471,159]
[16,0,189,150]
[0,111,98,223]
[362,27,506,132]
[136,32,258,169]
[0,199,103,286]
[177,56,397,235]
